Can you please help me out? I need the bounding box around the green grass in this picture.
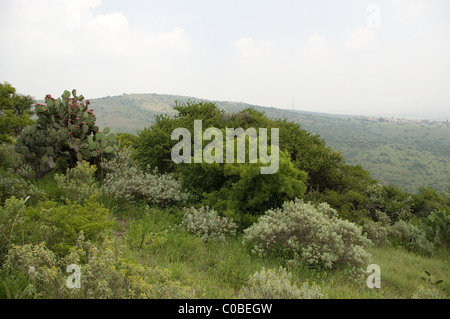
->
[4,170,448,299]
[14,174,450,299]
[115,205,450,299]
[368,246,450,298]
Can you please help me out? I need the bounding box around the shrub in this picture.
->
[0,171,46,204]
[116,133,138,150]
[238,267,323,299]
[364,185,414,222]
[0,143,24,170]
[180,206,237,242]
[198,150,308,216]
[24,196,113,256]
[3,242,62,298]
[420,211,449,247]
[388,220,434,256]
[70,236,198,299]
[243,199,372,269]
[54,161,98,203]
[0,197,29,261]
[13,163,36,179]
[102,149,188,207]
[3,236,199,299]
[362,221,389,246]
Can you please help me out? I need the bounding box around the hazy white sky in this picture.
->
[1,0,449,118]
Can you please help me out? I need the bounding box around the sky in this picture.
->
[1,0,449,118]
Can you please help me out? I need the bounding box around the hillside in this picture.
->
[2,91,449,301]
[89,93,450,193]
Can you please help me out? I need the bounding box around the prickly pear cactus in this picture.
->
[15,89,117,177]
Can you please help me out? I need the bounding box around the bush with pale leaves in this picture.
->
[239,267,323,299]
[243,199,372,269]
[181,206,237,242]
[102,149,188,207]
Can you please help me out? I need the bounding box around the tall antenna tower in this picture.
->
[292,97,295,111]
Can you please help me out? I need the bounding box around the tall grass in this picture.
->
[117,206,449,299]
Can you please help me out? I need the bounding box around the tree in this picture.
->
[135,100,223,173]
[0,82,35,143]
[137,101,309,219]
[274,119,344,192]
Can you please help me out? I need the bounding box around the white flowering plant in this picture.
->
[180,206,237,242]
[238,267,323,299]
[101,148,188,207]
[243,199,372,270]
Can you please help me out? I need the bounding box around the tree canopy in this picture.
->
[0,82,35,143]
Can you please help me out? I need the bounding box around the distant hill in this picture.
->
[89,93,450,193]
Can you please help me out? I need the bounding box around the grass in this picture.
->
[115,205,450,299]
[369,246,450,298]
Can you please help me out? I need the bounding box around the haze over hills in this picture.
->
[89,93,449,194]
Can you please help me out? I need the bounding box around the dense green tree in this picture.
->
[0,82,35,143]
[136,101,345,192]
[363,185,414,222]
[136,101,311,220]
[411,187,450,217]
[135,101,224,172]
[135,100,450,227]
[274,119,344,192]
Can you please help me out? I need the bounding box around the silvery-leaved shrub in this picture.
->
[362,221,389,246]
[180,206,237,242]
[243,199,372,269]
[238,267,323,299]
[102,148,188,207]
[54,161,98,203]
[388,220,434,255]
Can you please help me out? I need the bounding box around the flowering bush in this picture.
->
[243,199,372,269]
[102,149,188,207]
[238,267,323,299]
[180,206,237,242]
